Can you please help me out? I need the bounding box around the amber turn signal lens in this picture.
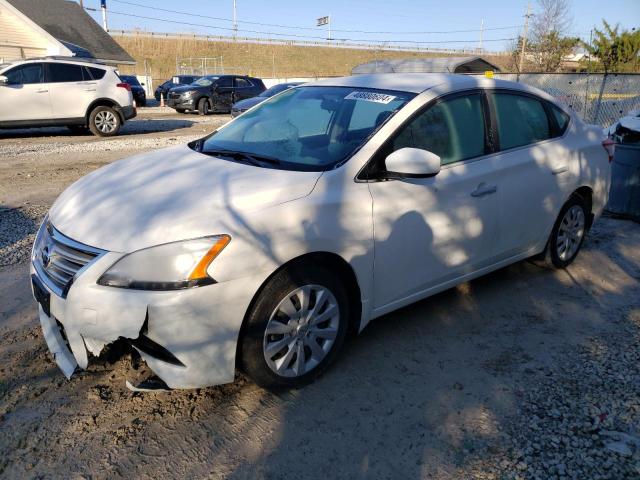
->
[188,235,231,280]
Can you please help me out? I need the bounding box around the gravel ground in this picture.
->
[1,115,639,478]
[0,205,48,267]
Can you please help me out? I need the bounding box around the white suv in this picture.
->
[0,57,135,136]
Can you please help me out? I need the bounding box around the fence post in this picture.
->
[592,73,608,124]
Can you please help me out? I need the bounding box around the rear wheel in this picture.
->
[88,106,121,137]
[240,264,349,389]
[540,195,589,269]
[197,98,210,116]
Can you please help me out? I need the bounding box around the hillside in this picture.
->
[113,34,510,82]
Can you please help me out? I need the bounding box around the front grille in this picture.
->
[33,222,105,298]
[169,92,181,100]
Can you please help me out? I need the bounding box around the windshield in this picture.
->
[199,86,414,171]
[192,76,219,87]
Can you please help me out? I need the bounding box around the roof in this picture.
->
[309,73,545,97]
[352,56,501,75]
[5,0,134,64]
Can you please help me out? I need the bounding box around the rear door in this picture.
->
[0,63,50,121]
[233,76,255,102]
[486,90,572,259]
[47,63,96,119]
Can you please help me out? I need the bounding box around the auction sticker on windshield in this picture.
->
[344,91,397,104]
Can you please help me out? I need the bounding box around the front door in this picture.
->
[212,76,234,112]
[367,92,500,309]
[0,63,51,122]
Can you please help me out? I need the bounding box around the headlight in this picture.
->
[97,235,230,290]
[181,90,194,98]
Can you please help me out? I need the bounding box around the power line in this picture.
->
[100,9,517,44]
[107,0,522,35]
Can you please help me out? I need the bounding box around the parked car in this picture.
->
[166,74,266,115]
[154,75,200,101]
[0,57,135,136]
[231,81,304,117]
[31,74,611,391]
[119,75,146,107]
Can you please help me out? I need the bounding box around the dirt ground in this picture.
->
[1,110,639,479]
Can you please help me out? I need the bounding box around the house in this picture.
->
[352,56,501,75]
[0,0,134,65]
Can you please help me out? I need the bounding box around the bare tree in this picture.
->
[529,0,577,72]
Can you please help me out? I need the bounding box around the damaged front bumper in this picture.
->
[30,244,260,390]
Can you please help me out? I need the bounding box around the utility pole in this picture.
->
[479,18,484,53]
[101,0,108,32]
[519,2,532,75]
[233,0,237,40]
[79,0,83,7]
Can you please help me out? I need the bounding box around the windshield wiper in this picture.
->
[201,149,281,167]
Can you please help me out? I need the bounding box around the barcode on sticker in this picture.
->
[344,91,397,104]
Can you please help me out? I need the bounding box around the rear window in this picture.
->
[5,63,43,84]
[88,67,106,80]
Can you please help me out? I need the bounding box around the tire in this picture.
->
[240,264,350,389]
[138,98,147,107]
[541,194,589,269]
[67,125,89,135]
[176,108,186,114]
[197,98,210,116]
[88,105,121,137]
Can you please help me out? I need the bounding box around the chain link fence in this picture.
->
[492,73,640,128]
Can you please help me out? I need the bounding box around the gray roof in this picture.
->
[6,0,134,64]
[352,56,500,75]
[310,73,548,98]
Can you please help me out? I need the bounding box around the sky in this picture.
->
[85,0,640,52]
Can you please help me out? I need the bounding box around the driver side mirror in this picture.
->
[383,147,441,179]
[0,75,8,86]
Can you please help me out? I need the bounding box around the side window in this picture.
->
[550,104,570,135]
[490,93,551,150]
[88,67,106,80]
[391,93,486,166]
[234,77,251,88]
[217,77,233,88]
[48,63,84,83]
[5,64,43,85]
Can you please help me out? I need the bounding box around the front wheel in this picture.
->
[197,98,210,116]
[240,264,349,389]
[544,195,589,268]
[88,106,121,137]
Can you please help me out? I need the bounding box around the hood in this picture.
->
[49,145,323,252]
[170,85,205,95]
[233,97,266,110]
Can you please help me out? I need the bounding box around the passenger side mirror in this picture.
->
[384,148,441,179]
[0,75,8,86]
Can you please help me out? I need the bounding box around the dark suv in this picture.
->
[154,75,199,101]
[166,75,266,115]
[119,75,146,107]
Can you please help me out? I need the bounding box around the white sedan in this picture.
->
[31,74,611,390]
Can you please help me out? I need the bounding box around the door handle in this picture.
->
[551,165,568,175]
[471,183,497,197]
[83,88,97,91]
[36,89,48,93]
